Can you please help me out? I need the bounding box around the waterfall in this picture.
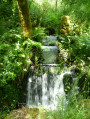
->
[26,36,78,110]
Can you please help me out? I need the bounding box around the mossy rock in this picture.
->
[4,107,48,119]
[60,15,73,35]
[5,107,39,119]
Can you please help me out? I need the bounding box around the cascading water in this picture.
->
[26,36,78,110]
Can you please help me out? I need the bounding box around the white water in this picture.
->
[26,36,78,110]
[26,65,72,110]
[42,46,58,64]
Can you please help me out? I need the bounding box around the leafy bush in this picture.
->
[23,38,42,65]
[30,1,43,27]
[0,31,24,114]
[58,34,90,63]
[68,34,90,64]
[61,0,90,30]
[0,32,23,85]
[0,1,20,32]
[58,33,90,98]
[32,27,46,42]
[29,0,61,34]
[0,2,13,19]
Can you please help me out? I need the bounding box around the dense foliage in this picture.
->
[0,0,90,118]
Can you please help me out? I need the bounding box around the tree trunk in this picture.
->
[56,0,58,11]
[17,0,33,38]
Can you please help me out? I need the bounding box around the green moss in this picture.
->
[5,108,39,119]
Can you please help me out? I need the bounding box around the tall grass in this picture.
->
[38,96,89,119]
[38,83,90,119]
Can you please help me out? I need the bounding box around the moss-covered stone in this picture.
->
[5,107,39,119]
[60,16,73,36]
